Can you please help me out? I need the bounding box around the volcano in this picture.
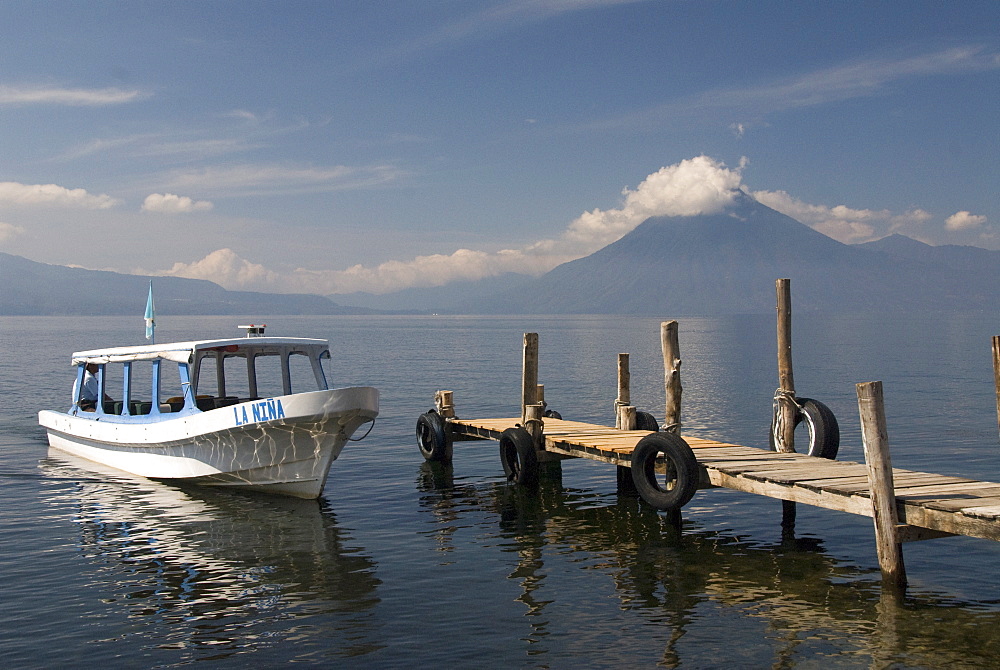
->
[475,192,986,315]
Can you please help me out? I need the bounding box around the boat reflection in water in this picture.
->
[40,450,382,663]
[415,461,1000,668]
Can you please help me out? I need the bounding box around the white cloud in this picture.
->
[560,156,744,253]
[753,189,938,244]
[585,45,1000,132]
[160,163,402,196]
[753,189,883,243]
[141,193,214,214]
[58,135,259,162]
[0,85,144,106]
[945,210,987,231]
[0,222,24,243]
[372,0,649,68]
[161,249,280,287]
[0,182,120,209]
[162,156,747,294]
[149,155,1000,295]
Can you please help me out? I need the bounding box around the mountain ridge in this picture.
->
[5,194,1000,316]
[0,252,375,316]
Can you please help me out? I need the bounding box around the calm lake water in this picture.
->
[4,312,1000,668]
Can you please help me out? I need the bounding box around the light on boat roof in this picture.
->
[238,324,267,338]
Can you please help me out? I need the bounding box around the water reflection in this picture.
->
[39,451,382,663]
[416,463,1000,668]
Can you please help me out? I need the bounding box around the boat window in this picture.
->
[288,352,319,393]
[158,363,185,411]
[222,354,250,399]
[253,354,284,399]
[196,355,221,397]
[127,361,153,414]
[101,363,123,414]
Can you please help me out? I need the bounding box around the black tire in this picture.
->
[543,409,562,420]
[416,411,449,461]
[499,426,539,486]
[769,397,840,459]
[630,432,700,510]
[635,411,659,432]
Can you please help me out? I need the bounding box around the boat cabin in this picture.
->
[69,336,332,420]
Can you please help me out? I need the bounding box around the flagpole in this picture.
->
[145,281,156,344]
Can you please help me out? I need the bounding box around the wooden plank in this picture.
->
[917,496,1000,513]
[695,453,805,463]
[893,481,1000,496]
[956,505,1000,520]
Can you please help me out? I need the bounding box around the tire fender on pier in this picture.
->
[634,411,659,432]
[416,410,449,462]
[499,426,539,486]
[769,397,840,460]
[630,432,700,511]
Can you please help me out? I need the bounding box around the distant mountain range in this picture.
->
[0,252,372,316]
[3,193,999,316]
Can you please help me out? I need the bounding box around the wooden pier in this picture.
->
[415,281,1000,592]
[444,414,1000,544]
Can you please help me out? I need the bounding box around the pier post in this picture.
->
[992,336,1000,440]
[661,321,682,435]
[615,353,638,492]
[618,405,637,430]
[616,353,630,428]
[775,279,796,452]
[857,380,907,591]
[522,333,539,423]
[524,402,545,448]
[434,390,456,419]
[774,279,798,532]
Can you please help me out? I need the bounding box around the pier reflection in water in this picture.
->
[416,460,1000,668]
[37,451,381,665]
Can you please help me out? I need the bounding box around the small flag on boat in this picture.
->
[144,281,156,342]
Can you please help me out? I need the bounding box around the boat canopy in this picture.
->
[71,337,329,366]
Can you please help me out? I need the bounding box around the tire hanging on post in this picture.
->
[499,426,539,486]
[634,411,659,432]
[769,396,840,460]
[416,410,449,462]
[630,432,700,511]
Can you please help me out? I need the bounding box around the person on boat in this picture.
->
[74,362,112,411]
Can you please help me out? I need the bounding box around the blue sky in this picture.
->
[0,0,997,295]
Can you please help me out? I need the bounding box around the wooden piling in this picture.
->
[661,321,682,435]
[616,353,630,428]
[524,402,544,447]
[775,279,796,453]
[775,280,799,531]
[618,405,637,431]
[522,333,539,423]
[434,390,455,419]
[615,353,636,489]
[857,380,907,590]
[992,336,1000,440]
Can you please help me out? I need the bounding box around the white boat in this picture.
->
[38,326,379,499]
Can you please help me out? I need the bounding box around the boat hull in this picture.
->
[39,387,379,499]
